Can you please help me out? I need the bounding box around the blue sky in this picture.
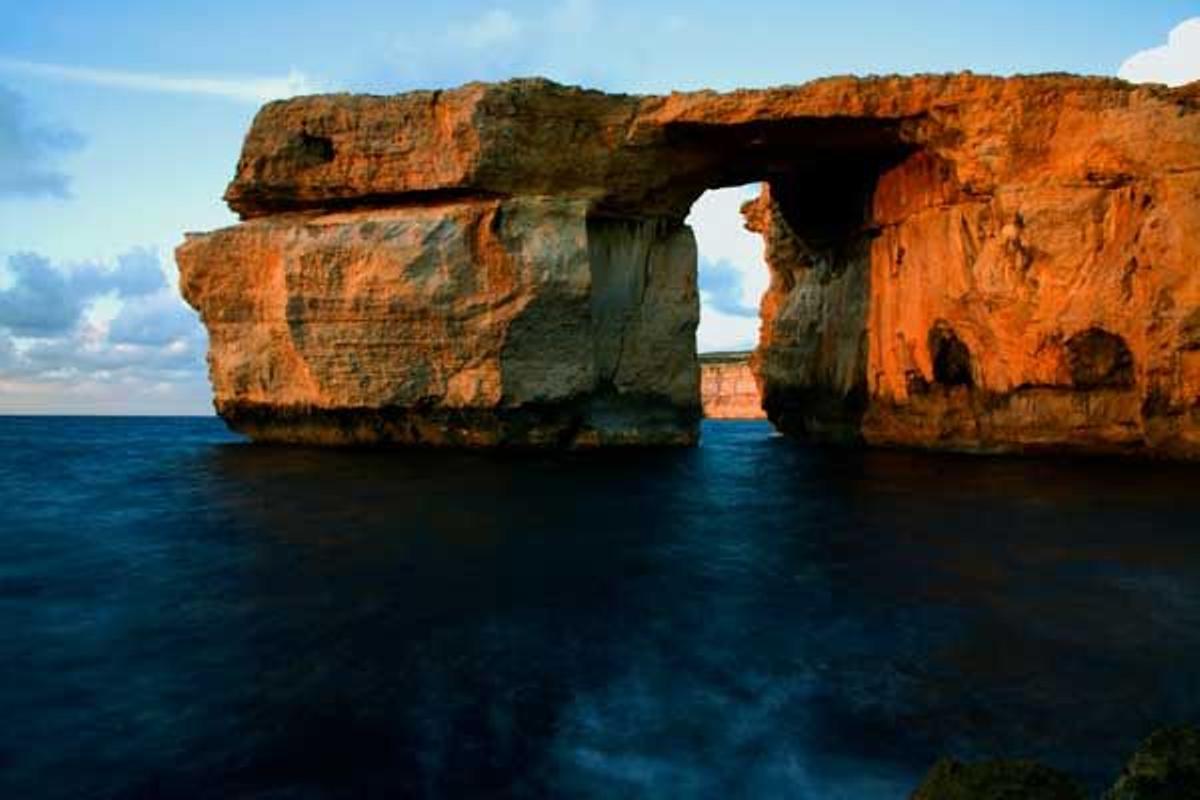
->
[1,2,1198,413]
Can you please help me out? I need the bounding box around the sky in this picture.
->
[0,2,1198,414]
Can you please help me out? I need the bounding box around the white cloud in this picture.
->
[0,248,211,413]
[1118,17,1200,87]
[688,185,764,276]
[447,9,522,49]
[696,304,759,354]
[0,249,165,335]
[687,185,768,353]
[108,292,202,347]
[0,58,320,103]
[0,372,210,415]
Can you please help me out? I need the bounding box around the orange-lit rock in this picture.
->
[746,78,1200,457]
[181,74,1200,454]
[179,199,699,445]
[700,353,766,419]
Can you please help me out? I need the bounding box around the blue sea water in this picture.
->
[2,416,1200,798]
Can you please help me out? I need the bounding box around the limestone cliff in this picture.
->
[179,199,697,445]
[179,75,1200,454]
[743,79,1200,457]
[700,352,766,419]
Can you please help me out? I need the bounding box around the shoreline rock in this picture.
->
[910,758,1086,799]
[1105,725,1200,799]
[179,74,1200,453]
[910,725,1200,799]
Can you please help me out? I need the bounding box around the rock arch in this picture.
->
[178,75,1200,457]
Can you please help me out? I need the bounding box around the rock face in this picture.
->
[910,758,1085,800]
[699,352,766,419]
[180,199,697,445]
[1105,725,1200,799]
[908,726,1200,799]
[179,74,1200,453]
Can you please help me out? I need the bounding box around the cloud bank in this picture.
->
[0,85,83,198]
[1118,17,1200,87]
[698,259,759,319]
[0,250,164,335]
[0,250,210,414]
[0,58,319,103]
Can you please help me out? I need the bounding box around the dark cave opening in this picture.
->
[928,323,975,388]
[1066,328,1134,390]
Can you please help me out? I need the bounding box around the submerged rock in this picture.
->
[910,758,1086,800]
[1105,726,1200,800]
[179,75,1200,452]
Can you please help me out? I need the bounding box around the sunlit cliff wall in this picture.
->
[700,353,766,419]
[179,75,1200,455]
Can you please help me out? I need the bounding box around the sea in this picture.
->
[2,416,1199,798]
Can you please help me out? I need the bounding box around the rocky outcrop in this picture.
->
[180,74,1200,453]
[910,759,1085,800]
[1105,725,1200,799]
[179,199,697,445]
[699,352,765,419]
[908,726,1200,799]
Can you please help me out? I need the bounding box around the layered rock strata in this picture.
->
[699,352,766,419]
[180,200,697,445]
[179,75,1200,454]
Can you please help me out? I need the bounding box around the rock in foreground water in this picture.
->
[1105,726,1200,800]
[910,758,1086,800]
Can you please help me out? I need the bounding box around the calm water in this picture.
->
[2,417,1199,798]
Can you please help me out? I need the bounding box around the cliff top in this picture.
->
[225,72,1200,219]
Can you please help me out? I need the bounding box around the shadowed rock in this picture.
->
[1066,328,1135,390]
[1105,726,1200,800]
[928,322,974,388]
[910,758,1086,800]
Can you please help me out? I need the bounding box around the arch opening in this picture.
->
[688,184,768,421]
[659,118,915,436]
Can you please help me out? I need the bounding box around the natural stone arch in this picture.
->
[179,75,1200,458]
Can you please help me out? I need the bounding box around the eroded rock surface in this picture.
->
[180,74,1200,452]
[699,352,765,419]
[179,198,697,445]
